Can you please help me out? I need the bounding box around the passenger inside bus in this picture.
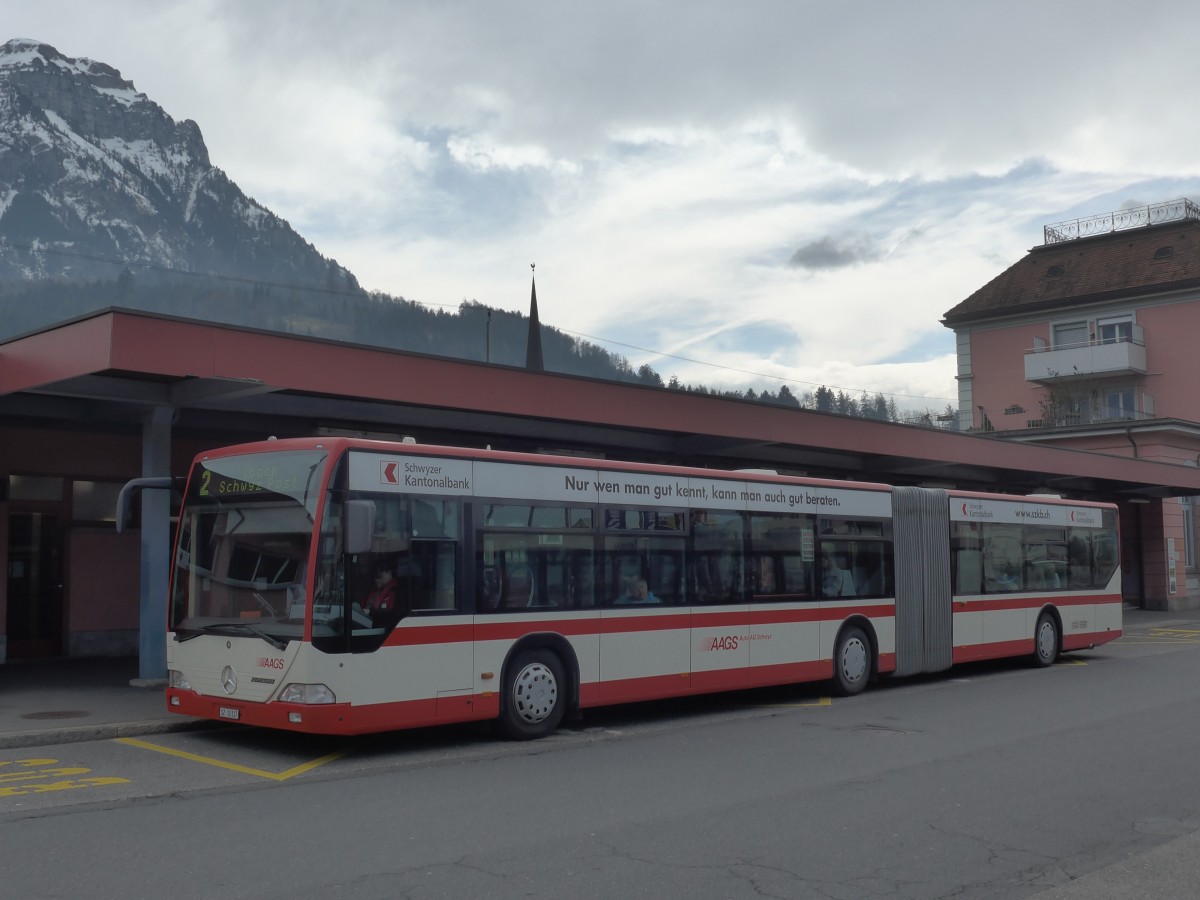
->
[614,576,660,605]
[821,553,856,597]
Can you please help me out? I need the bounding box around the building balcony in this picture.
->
[1024,336,1147,384]
[970,400,1155,433]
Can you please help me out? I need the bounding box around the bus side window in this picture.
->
[983,528,1022,592]
[956,550,983,595]
[1068,533,1092,588]
[601,536,682,606]
[504,563,535,609]
[405,541,458,612]
[691,511,744,604]
[480,533,594,611]
[747,513,815,602]
[851,542,887,597]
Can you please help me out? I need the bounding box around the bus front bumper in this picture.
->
[166,688,354,734]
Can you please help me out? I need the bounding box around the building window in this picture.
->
[8,475,64,502]
[1053,321,1088,348]
[1096,315,1133,344]
[1184,497,1196,570]
[72,481,126,524]
[1099,389,1136,421]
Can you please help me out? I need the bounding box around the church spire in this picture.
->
[526,263,544,373]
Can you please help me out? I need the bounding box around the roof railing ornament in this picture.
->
[1043,198,1200,245]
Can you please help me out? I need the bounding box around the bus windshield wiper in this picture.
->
[198,622,289,651]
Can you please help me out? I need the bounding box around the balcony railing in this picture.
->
[1044,198,1200,244]
[969,404,1156,433]
[1024,334,1146,384]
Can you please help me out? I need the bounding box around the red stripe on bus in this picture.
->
[750,603,894,625]
[471,617,603,641]
[599,612,695,634]
[955,594,1120,613]
[415,605,901,644]
[952,627,1121,664]
[384,623,474,646]
[584,673,692,706]
[953,639,1031,663]
[1063,628,1122,651]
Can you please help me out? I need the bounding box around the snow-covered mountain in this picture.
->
[0,38,357,289]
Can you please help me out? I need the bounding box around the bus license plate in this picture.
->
[219,707,240,720]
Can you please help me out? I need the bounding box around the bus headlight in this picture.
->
[168,670,191,690]
[278,683,336,704]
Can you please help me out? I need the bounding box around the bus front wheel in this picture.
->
[832,625,871,697]
[1033,612,1059,668]
[499,649,566,740]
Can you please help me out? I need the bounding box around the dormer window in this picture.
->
[1046,264,1066,277]
[1153,246,1174,260]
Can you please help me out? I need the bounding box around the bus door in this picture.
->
[598,516,692,703]
[474,502,601,712]
[688,510,750,693]
[343,494,473,720]
[746,513,820,685]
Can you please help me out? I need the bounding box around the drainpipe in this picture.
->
[1125,425,1139,458]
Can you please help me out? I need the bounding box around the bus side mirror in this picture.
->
[115,476,178,534]
[344,500,377,555]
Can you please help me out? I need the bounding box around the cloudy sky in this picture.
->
[10,1,1200,411]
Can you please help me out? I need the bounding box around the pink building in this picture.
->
[943,199,1200,610]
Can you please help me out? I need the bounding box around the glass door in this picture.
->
[6,511,65,657]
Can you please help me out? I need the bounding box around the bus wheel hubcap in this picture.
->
[513,663,558,724]
[842,638,867,683]
[1038,624,1054,659]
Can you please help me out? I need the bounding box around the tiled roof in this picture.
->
[942,219,1200,325]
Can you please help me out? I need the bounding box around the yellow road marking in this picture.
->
[756,696,832,709]
[0,757,129,799]
[1120,628,1200,644]
[0,758,57,769]
[117,737,352,781]
[0,766,90,783]
[1057,658,1087,666]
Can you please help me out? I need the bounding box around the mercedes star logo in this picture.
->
[220,665,237,695]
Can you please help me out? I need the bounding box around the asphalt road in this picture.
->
[3,621,1199,899]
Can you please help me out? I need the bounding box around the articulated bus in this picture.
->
[163,437,1122,739]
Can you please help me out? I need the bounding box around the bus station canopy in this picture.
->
[3,308,1199,502]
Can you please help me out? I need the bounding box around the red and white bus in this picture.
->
[163,437,1122,739]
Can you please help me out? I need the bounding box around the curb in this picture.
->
[0,716,213,751]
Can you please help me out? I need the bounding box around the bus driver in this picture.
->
[358,563,400,623]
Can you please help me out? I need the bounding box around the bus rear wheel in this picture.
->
[1033,612,1059,668]
[499,649,566,740]
[832,625,871,697]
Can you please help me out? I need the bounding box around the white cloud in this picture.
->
[12,0,1200,410]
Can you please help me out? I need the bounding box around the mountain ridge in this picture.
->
[0,37,355,290]
[0,38,678,387]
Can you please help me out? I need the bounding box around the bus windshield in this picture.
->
[170,449,326,644]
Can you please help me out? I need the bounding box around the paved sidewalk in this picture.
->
[0,656,201,750]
